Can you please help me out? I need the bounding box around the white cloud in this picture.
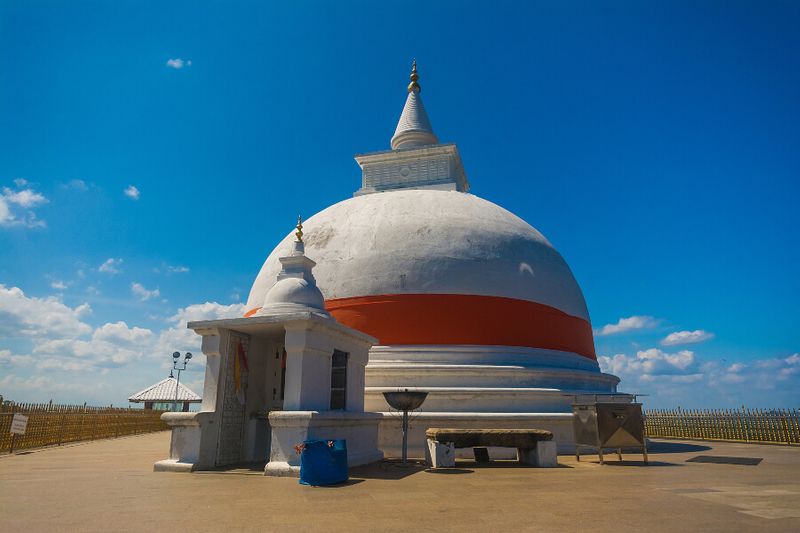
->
[0,284,92,338]
[0,349,35,368]
[50,280,67,290]
[0,373,101,396]
[0,283,248,404]
[0,184,48,228]
[595,315,657,336]
[98,257,123,274]
[661,329,714,346]
[776,353,800,380]
[64,179,88,190]
[638,348,695,370]
[31,321,156,369]
[13,178,28,187]
[155,301,245,356]
[0,197,11,225]
[123,185,140,200]
[166,58,192,69]
[167,265,190,273]
[598,347,696,379]
[131,282,160,301]
[669,373,704,384]
[599,346,800,407]
[93,321,154,345]
[2,187,48,208]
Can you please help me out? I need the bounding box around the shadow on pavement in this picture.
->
[196,462,267,475]
[452,459,574,469]
[350,460,428,480]
[586,460,681,467]
[424,468,474,474]
[306,478,366,488]
[646,441,713,453]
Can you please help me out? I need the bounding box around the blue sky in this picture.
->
[1,1,798,408]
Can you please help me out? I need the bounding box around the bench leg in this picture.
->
[473,447,490,463]
[518,442,558,467]
[518,448,536,465]
[426,438,455,468]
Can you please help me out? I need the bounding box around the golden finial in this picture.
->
[295,215,303,243]
[407,58,421,93]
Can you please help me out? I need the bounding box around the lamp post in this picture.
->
[171,351,192,412]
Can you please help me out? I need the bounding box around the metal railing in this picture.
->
[1,401,168,453]
[645,407,800,446]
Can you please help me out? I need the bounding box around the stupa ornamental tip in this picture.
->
[291,215,305,256]
[295,215,303,243]
[408,58,420,93]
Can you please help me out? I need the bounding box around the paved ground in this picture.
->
[0,432,798,532]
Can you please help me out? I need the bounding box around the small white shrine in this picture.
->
[128,376,201,412]
[155,220,382,475]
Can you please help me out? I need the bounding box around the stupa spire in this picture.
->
[291,215,305,256]
[353,60,469,196]
[391,60,439,150]
[408,58,421,93]
[295,215,303,243]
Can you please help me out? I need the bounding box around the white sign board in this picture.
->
[10,413,28,435]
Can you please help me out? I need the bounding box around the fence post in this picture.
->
[58,413,66,446]
[779,409,790,445]
[9,403,16,454]
[740,406,749,443]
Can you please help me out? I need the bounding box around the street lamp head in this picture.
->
[172,351,180,360]
[185,352,193,361]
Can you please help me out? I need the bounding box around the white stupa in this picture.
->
[246,62,623,455]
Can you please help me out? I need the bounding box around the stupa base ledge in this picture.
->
[153,459,199,473]
[264,410,384,477]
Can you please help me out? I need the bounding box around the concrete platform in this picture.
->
[0,431,798,532]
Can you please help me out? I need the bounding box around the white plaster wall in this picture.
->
[246,189,590,321]
[283,322,373,413]
[367,365,618,390]
[266,411,383,476]
[283,325,334,411]
[368,345,602,371]
[364,344,618,414]
[367,388,598,413]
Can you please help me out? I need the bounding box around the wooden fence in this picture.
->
[1,401,168,453]
[645,407,800,446]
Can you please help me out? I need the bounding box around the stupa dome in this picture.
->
[245,189,595,359]
[263,276,325,310]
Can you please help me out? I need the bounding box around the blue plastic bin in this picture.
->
[299,439,348,486]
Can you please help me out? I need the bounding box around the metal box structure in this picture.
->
[572,396,648,464]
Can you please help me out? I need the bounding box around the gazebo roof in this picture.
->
[128,377,202,403]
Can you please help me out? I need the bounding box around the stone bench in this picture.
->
[425,428,557,468]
